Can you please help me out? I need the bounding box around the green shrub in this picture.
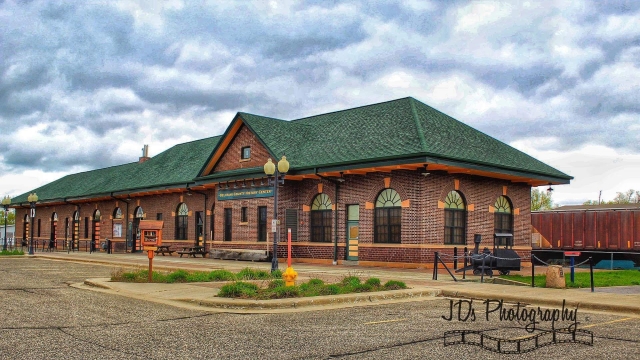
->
[352,283,373,292]
[307,278,324,286]
[341,276,361,287]
[238,268,272,280]
[383,280,407,290]
[166,269,189,283]
[365,278,381,287]
[271,269,283,278]
[319,284,340,295]
[268,279,285,289]
[272,286,300,298]
[185,272,210,282]
[208,270,236,281]
[218,281,259,298]
[122,272,137,281]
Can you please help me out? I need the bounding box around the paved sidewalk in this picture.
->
[30,251,640,316]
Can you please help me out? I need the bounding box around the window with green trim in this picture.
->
[311,193,332,242]
[176,203,188,240]
[444,191,466,245]
[374,189,401,243]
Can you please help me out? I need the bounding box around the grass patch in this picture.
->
[0,249,24,256]
[111,268,412,299]
[218,276,409,300]
[501,270,640,288]
[111,267,281,283]
[218,282,258,298]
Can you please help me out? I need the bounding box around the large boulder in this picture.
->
[545,265,566,289]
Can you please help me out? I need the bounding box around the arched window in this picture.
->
[94,210,101,221]
[310,194,332,242]
[374,189,401,243]
[493,196,513,246]
[52,212,58,222]
[176,203,188,240]
[444,191,466,245]
[135,207,144,219]
[113,208,123,219]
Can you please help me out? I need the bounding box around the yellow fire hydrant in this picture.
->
[282,266,298,286]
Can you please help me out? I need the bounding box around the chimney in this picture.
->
[139,144,151,163]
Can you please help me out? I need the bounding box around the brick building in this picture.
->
[11,97,571,267]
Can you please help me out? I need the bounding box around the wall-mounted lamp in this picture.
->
[420,164,430,177]
[547,183,554,193]
[336,172,345,183]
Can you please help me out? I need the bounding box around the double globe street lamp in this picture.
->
[27,193,38,255]
[263,156,289,273]
[2,196,11,251]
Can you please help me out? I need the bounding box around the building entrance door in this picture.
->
[258,206,267,242]
[346,205,359,261]
[195,211,204,247]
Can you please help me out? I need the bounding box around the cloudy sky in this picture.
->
[1,0,639,205]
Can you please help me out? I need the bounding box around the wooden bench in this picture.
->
[178,246,207,258]
[154,245,174,256]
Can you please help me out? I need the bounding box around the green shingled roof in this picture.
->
[12,97,571,205]
[12,136,221,204]
[238,97,571,179]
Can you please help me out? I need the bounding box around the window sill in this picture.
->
[239,159,251,163]
[238,222,248,226]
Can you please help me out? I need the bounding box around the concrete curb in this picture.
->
[84,278,114,290]
[178,288,442,310]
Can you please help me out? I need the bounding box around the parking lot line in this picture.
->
[364,318,408,325]
[581,317,634,329]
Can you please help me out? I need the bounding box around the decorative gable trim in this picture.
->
[200,115,246,176]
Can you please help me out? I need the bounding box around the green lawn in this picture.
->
[0,249,24,256]
[501,270,640,288]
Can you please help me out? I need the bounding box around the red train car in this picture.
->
[532,204,640,252]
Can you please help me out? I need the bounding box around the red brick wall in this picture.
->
[15,169,531,265]
[212,124,272,173]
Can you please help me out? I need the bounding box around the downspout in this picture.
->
[189,187,209,253]
[315,173,340,265]
[111,194,130,252]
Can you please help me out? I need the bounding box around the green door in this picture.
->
[346,205,359,261]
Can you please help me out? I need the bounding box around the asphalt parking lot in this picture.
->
[1,257,640,359]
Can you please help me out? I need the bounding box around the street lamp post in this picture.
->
[2,196,11,251]
[27,193,38,256]
[263,156,289,273]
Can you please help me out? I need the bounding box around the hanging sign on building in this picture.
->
[217,186,274,201]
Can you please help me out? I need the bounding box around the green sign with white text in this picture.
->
[217,186,274,201]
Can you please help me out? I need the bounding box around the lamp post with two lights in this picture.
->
[2,196,11,251]
[263,156,289,273]
[27,193,38,255]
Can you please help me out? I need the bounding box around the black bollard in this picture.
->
[453,247,458,270]
[589,257,594,292]
[531,256,535,288]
